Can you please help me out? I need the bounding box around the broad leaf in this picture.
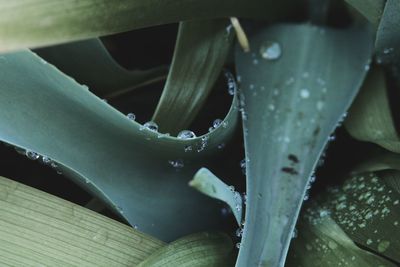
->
[137,232,234,267]
[345,66,400,153]
[0,175,165,266]
[0,50,239,241]
[0,0,300,52]
[235,23,373,266]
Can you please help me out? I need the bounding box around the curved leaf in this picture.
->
[345,66,400,153]
[235,23,373,266]
[0,49,239,241]
[0,175,165,266]
[287,215,396,267]
[0,0,301,52]
[152,19,233,134]
[137,232,234,267]
[190,168,242,225]
[35,38,168,97]
[308,172,400,263]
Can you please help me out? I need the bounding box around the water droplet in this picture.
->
[378,240,390,252]
[177,130,196,139]
[383,48,393,54]
[236,227,243,237]
[300,89,310,99]
[228,185,235,192]
[217,143,225,149]
[268,104,275,111]
[133,225,138,230]
[224,70,237,96]
[260,41,282,60]
[168,159,184,168]
[184,145,192,152]
[213,119,224,129]
[25,150,40,160]
[41,156,52,165]
[236,242,241,249]
[316,101,324,111]
[291,228,298,239]
[126,113,136,121]
[142,121,158,132]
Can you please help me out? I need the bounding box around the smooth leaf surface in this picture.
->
[137,232,234,267]
[0,175,165,266]
[190,168,242,225]
[345,66,400,153]
[35,38,168,97]
[152,19,233,135]
[345,0,385,27]
[235,23,373,266]
[287,215,396,267]
[0,0,301,52]
[0,50,239,241]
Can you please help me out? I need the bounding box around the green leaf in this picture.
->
[307,172,400,264]
[0,0,300,52]
[375,0,400,65]
[137,232,234,267]
[235,23,373,266]
[287,215,396,267]
[35,38,168,97]
[0,175,165,266]
[189,168,242,225]
[152,19,233,135]
[344,0,385,27]
[0,49,239,241]
[345,66,400,153]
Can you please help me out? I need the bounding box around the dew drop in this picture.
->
[300,89,310,99]
[142,121,158,132]
[177,130,196,139]
[126,113,136,121]
[41,156,52,165]
[213,119,223,128]
[168,159,184,168]
[291,228,298,239]
[236,242,241,249]
[260,41,282,60]
[217,143,225,149]
[236,227,243,237]
[228,185,235,192]
[224,70,237,96]
[25,150,40,160]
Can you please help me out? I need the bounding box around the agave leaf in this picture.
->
[0,50,239,241]
[190,168,242,225]
[0,0,302,52]
[287,215,396,267]
[375,0,400,65]
[235,24,373,266]
[311,172,400,263]
[35,38,168,97]
[137,232,234,267]
[344,0,385,27]
[345,66,400,153]
[0,175,165,266]
[152,19,233,134]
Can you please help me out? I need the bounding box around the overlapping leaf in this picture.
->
[0,0,300,52]
[0,50,239,241]
[35,38,168,97]
[235,23,373,266]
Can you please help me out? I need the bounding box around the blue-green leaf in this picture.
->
[235,23,373,266]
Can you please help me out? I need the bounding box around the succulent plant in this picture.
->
[0,0,399,266]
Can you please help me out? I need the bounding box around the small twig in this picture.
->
[230,17,250,52]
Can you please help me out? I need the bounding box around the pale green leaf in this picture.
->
[137,232,234,267]
[189,168,242,225]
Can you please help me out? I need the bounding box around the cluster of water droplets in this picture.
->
[168,159,184,169]
[20,148,61,174]
[224,70,237,96]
